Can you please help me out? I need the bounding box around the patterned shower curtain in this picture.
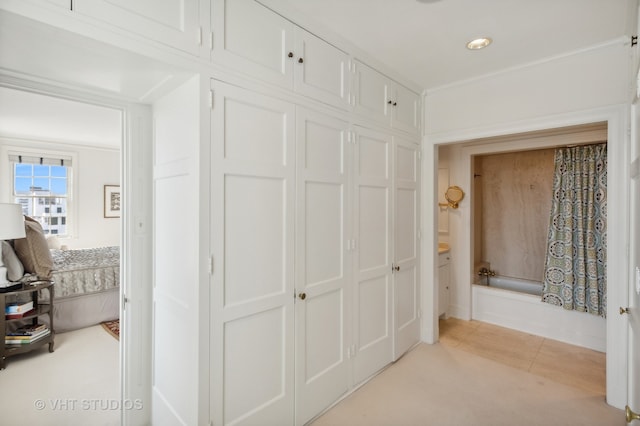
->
[541,143,607,317]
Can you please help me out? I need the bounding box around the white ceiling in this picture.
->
[0,86,122,148]
[264,0,633,90]
[0,1,633,147]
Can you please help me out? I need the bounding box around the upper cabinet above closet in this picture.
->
[353,60,421,135]
[212,0,351,110]
[72,0,201,55]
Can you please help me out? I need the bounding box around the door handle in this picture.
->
[620,307,630,315]
[391,264,400,272]
[627,405,640,423]
[298,292,307,300]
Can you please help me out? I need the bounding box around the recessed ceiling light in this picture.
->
[466,37,492,50]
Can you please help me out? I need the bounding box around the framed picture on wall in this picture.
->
[104,185,121,218]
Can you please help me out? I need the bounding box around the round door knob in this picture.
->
[620,307,630,315]
[394,265,400,272]
[298,57,304,63]
[288,52,294,58]
[392,102,397,106]
[387,100,393,104]
[298,292,307,300]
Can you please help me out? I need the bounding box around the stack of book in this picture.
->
[5,301,35,319]
[5,323,51,345]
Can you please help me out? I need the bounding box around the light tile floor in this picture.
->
[439,318,606,395]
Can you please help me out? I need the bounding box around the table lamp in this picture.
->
[0,203,26,287]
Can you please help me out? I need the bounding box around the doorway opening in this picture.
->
[437,122,611,398]
[0,85,123,424]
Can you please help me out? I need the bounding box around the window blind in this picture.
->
[8,153,73,167]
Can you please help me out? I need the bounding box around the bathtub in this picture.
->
[480,275,542,296]
[472,276,606,352]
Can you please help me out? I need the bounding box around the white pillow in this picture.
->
[46,235,61,250]
[1,241,24,282]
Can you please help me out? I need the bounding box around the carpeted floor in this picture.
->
[100,319,119,340]
[0,324,120,425]
[311,342,623,426]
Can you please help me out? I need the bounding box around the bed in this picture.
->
[6,216,120,333]
[41,246,120,332]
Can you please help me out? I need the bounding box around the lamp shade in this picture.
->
[0,203,26,240]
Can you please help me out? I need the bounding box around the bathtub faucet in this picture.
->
[478,267,496,277]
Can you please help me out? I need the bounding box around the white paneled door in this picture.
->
[628,102,640,422]
[393,138,421,359]
[210,81,295,426]
[352,126,393,385]
[294,108,350,425]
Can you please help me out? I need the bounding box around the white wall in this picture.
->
[422,39,631,409]
[0,138,120,249]
[151,75,201,426]
[425,39,629,139]
[75,144,120,248]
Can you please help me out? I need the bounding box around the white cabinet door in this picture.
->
[392,84,421,134]
[352,126,393,385]
[294,108,351,425]
[353,60,392,125]
[438,255,450,317]
[293,27,350,109]
[353,60,421,135]
[392,138,421,360]
[210,81,295,426]
[212,0,294,89]
[73,0,200,54]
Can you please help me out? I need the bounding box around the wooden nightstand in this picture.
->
[1,281,55,369]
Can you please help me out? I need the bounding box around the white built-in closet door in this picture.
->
[352,126,393,385]
[295,108,350,425]
[393,138,421,359]
[74,0,200,54]
[210,81,295,426]
[353,61,391,125]
[293,28,351,109]
[212,0,294,89]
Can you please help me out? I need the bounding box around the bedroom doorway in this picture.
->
[0,84,125,424]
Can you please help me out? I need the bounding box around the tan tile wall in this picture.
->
[475,149,555,281]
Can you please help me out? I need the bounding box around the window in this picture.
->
[11,153,73,236]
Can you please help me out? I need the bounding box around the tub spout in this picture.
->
[478,267,496,277]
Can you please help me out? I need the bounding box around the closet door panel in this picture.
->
[211,81,295,426]
[212,0,294,89]
[74,0,200,54]
[223,307,288,424]
[392,83,421,134]
[353,127,392,385]
[295,108,350,425]
[224,176,286,304]
[293,27,350,109]
[353,61,391,124]
[393,139,421,359]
